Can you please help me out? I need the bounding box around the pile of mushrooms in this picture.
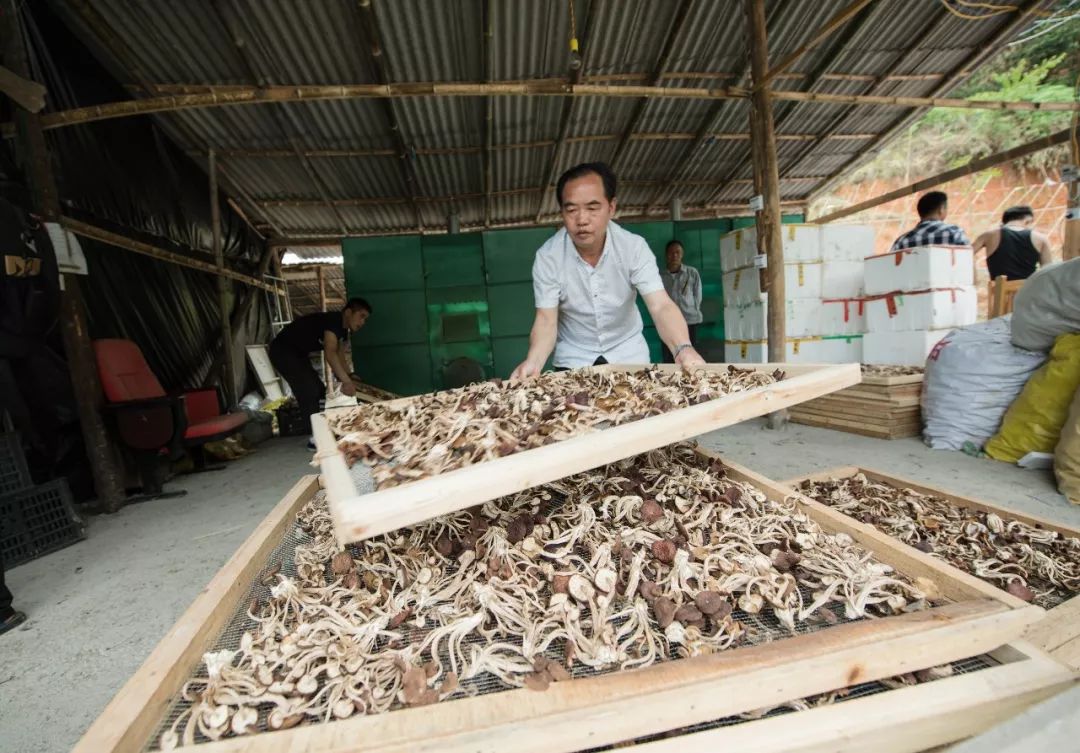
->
[799,474,1080,608]
[860,364,923,378]
[160,444,933,747]
[329,366,779,489]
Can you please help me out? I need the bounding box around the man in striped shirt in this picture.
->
[890,191,971,251]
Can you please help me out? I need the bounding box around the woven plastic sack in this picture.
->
[1011,258,1080,352]
[1055,387,1080,505]
[922,316,1046,451]
[986,333,1080,463]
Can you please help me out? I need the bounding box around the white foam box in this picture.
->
[865,286,977,333]
[724,335,862,364]
[862,329,951,367]
[863,246,974,295]
[720,224,822,272]
[820,224,875,262]
[818,298,867,335]
[820,260,864,298]
[722,262,823,305]
[723,300,814,340]
[724,298,864,340]
[720,227,756,273]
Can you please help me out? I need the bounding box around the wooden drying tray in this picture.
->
[315,362,861,545]
[73,452,1056,753]
[781,465,1080,541]
[783,464,1080,671]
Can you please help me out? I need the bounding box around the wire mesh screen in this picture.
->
[143,468,991,753]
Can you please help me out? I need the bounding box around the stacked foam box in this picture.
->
[721,224,871,364]
[862,246,976,366]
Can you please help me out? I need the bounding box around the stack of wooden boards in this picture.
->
[789,368,923,439]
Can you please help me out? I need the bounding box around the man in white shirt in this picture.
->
[511,163,705,378]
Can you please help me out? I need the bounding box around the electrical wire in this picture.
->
[939,0,1056,21]
[939,0,1018,21]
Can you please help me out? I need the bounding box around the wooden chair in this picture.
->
[988,275,1024,318]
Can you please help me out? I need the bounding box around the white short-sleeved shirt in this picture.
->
[532,222,665,368]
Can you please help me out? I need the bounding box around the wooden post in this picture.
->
[746,0,787,406]
[317,265,332,386]
[746,0,787,429]
[2,0,125,511]
[1065,124,1078,260]
[208,149,236,405]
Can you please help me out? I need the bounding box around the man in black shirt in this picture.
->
[973,205,1053,281]
[269,298,372,437]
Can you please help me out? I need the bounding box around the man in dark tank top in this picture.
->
[973,205,1054,281]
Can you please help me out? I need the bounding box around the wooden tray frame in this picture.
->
[315,362,860,545]
[781,465,1080,541]
[73,451,1057,753]
[782,465,1080,671]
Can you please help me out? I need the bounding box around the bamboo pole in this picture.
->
[255,177,826,208]
[209,149,237,406]
[3,0,125,512]
[811,128,1075,225]
[746,0,785,368]
[756,0,874,90]
[61,217,277,291]
[769,89,1079,111]
[33,81,1080,131]
[197,132,873,159]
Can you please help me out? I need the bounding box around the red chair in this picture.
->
[92,339,247,497]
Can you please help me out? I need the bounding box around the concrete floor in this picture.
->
[1,424,1078,753]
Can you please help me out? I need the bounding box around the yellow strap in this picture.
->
[740,342,748,358]
[734,231,742,250]
[797,263,804,286]
[733,269,741,289]
[793,340,800,354]
[788,224,796,241]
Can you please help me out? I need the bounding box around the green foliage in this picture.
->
[850,55,1074,183]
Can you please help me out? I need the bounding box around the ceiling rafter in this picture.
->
[804,0,1049,203]
[694,0,879,211]
[607,0,694,172]
[532,0,603,223]
[356,0,424,232]
[211,1,349,236]
[62,0,284,244]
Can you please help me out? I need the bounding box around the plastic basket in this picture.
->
[0,432,31,495]
[0,478,86,568]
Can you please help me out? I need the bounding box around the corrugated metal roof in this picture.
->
[45,0,1054,237]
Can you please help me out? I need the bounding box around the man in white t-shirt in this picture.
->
[511,162,705,378]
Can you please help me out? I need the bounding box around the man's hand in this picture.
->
[510,359,543,380]
[674,346,706,370]
[340,381,357,397]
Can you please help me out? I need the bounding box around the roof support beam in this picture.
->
[755,0,874,91]
[197,131,877,159]
[212,2,349,236]
[253,176,829,207]
[29,81,1079,131]
[58,0,283,241]
[62,217,278,291]
[356,0,424,232]
[608,0,694,171]
[805,0,1048,204]
[481,0,493,226]
[533,0,602,223]
[811,127,1074,224]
